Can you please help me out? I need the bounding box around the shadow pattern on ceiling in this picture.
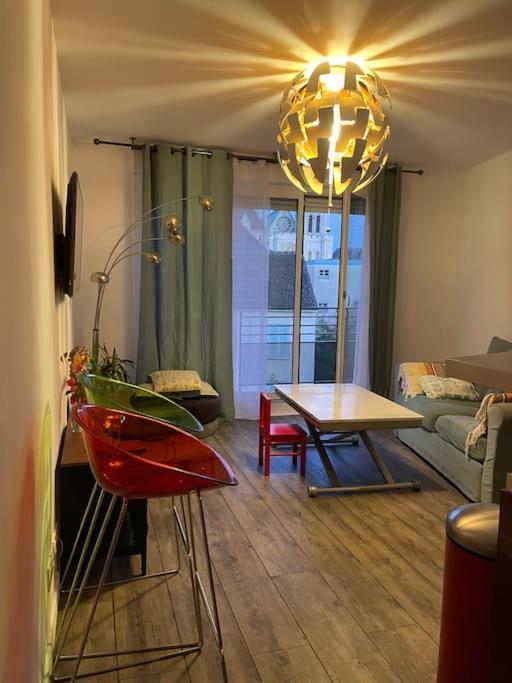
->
[53,0,512,169]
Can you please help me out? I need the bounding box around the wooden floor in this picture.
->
[57,419,466,682]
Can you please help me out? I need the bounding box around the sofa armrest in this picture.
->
[481,403,512,503]
[394,362,405,405]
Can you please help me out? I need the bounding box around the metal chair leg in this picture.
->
[54,488,107,645]
[53,494,117,673]
[184,494,204,645]
[196,491,228,682]
[60,483,99,588]
[53,492,227,681]
[53,497,203,681]
[70,498,128,682]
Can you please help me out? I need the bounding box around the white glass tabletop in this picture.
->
[274,383,423,431]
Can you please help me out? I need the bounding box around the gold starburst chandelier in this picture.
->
[277,58,391,203]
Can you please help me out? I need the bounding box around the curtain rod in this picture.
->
[92,137,424,175]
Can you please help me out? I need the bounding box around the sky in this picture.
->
[319,212,364,250]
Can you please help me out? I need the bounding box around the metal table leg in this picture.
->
[307,427,421,497]
[306,432,359,447]
[305,421,342,490]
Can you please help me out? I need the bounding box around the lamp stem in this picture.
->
[107,237,168,275]
[91,248,162,364]
[91,282,105,367]
[103,195,199,272]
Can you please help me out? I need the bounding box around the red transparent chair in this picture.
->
[56,375,205,651]
[53,405,238,682]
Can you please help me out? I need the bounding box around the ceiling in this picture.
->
[52,0,512,170]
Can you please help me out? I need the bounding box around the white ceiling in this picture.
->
[52,0,512,170]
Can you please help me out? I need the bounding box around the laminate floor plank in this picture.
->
[221,490,315,577]
[364,555,442,643]
[111,513,188,680]
[369,625,438,682]
[222,575,307,655]
[274,571,400,682]
[253,645,331,682]
[55,586,118,683]
[171,583,261,683]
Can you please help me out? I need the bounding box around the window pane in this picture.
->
[267,199,297,387]
[343,208,365,381]
[300,200,342,383]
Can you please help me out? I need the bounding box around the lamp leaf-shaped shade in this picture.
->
[145,250,161,263]
[277,58,391,201]
[90,271,110,284]
[199,195,214,211]
[166,214,181,230]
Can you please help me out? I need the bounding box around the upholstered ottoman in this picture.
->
[164,393,221,437]
[139,381,221,437]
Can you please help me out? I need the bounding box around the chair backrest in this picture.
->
[81,374,203,434]
[73,404,238,499]
[259,392,272,434]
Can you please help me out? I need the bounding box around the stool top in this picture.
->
[446,503,499,559]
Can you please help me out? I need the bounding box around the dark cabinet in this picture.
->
[56,426,148,580]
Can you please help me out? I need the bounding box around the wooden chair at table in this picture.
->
[258,392,307,478]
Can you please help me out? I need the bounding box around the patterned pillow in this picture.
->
[200,381,219,397]
[150,369,202,393]
[399,362,446,399]
[417,375,479,401]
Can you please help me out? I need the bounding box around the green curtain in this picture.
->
[137,144,234,417]
[368,166,402,397]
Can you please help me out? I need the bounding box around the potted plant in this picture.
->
[63,344,134,406]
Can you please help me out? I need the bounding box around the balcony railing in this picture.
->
[238,306,359,386]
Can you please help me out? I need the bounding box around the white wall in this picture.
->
[458,149,512,350]
[394,170,465,362]
[0,1,69,680]
[69,143,141,365]
[394,150,512,364]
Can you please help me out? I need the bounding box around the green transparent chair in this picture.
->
[81,374,203,434]
[59,374,204,610]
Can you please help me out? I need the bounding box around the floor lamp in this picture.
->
[89,194,213,367]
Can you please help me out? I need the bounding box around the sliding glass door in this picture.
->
[263,191,366,389]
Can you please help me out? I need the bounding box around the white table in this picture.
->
[274,383,423,497]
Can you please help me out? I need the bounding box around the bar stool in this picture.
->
[59,374,203,587]
[52,404,238,682]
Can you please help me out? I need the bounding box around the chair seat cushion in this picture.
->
[436,415,487,463]
[405,395,480,432]
[270,422,306,440]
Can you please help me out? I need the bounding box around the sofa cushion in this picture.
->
[487,336,512,353]
[475,336,512,398]
[436,415,487,463]
[405,395,480,432]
